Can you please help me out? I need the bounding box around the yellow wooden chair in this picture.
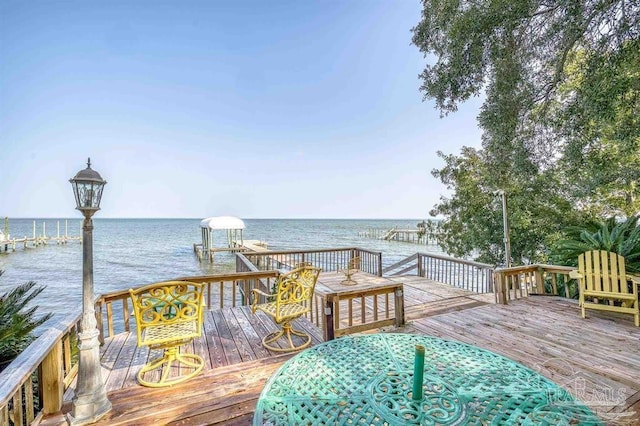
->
[569,250,639,326]
[129,280,205,387]
[251,265,321,352]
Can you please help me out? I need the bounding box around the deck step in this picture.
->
[405,296,487,320]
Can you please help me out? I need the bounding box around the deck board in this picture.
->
[203,309,226,368]
[408,296,640,422]
[221,307,256,363]
[41,276,640,425]
[229,308,272,359]
[122,338,149,389]
[105,331,137,392]
[211,308,242,365]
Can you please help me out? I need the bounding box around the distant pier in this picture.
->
[0,218,82,253]
[359,222,441,245]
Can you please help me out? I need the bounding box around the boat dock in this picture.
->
[195,216,270,262]
[193,239,268,261]
[359,223,441,245]
[0,219,81,253]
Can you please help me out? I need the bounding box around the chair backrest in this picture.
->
[129,280,205,343]
[275,266,321,313]
[577,250,630,294]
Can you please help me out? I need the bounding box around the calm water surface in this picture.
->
[0,218,444,321]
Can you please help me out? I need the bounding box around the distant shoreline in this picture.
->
[7,217,429,220]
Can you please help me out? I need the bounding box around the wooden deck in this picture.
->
[42,307,322,426]
[98,307,323,395]
[408,296,640,424]
[41,277,640,425]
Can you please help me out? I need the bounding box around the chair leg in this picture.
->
[137,345,204,388]
[262,321,311,353]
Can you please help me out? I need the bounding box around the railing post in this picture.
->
[495,271,508,305]
[394,286,405,327]
[417,253,423,277]
[535,267,544,294]
[41,340,64,414]
[323,297,335,341]
[378,252,383,277]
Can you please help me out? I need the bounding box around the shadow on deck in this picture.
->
[42,277,640,425]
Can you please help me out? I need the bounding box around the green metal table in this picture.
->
[254,333,602,425]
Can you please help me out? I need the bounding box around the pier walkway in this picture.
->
[193,240,268,262]
[0,220,81,253]
[38,274,640,425]
[359,227,440,245]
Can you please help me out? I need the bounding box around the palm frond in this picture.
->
[551,217,640,271]
[0,272,53,368]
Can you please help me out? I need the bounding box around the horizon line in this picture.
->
[4,216,437,221]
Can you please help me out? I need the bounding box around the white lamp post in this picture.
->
[67,158,111,425]
[494,190,512,267]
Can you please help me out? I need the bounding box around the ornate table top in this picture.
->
[254,333,601,425]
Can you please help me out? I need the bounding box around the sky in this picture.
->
[0,0,483,219]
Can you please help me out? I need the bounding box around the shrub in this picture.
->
[552,217,640,273]
[0,270,53,370]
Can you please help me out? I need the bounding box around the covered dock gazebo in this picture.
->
[198,216,245,262]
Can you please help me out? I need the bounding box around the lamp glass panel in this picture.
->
[72,181,82,209]
[74,181,104,209]
[93,183,104,208]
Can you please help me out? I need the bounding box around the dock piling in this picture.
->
[0,219,82,254]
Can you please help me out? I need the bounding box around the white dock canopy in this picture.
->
[200,216,245,254]
[200,216,245,230]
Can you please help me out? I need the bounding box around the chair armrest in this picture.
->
[251,288,274,312]
[569,270,582,280]
[627,274,640,284]
[252,288,272,298]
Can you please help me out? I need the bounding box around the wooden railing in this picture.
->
[95,271,279,341]
[253,280,405,341]
[241,247,383,276]
[235,252,261,273]
[494,264,576,304]
[314,284,405,340]
[0,270,281,426]
[0,313,80,426]
[382,253,419,275]
[383,252,495,293]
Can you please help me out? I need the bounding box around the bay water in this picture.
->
[0,218,444,322]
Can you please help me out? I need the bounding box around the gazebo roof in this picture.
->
[200,216,245,230]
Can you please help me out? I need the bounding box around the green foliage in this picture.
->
[430,147,580,265]
[558,40,640,217]
[416,220,440,241]
[0,271,53,368]
[552,217,640,273]
[412,1,639,263]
